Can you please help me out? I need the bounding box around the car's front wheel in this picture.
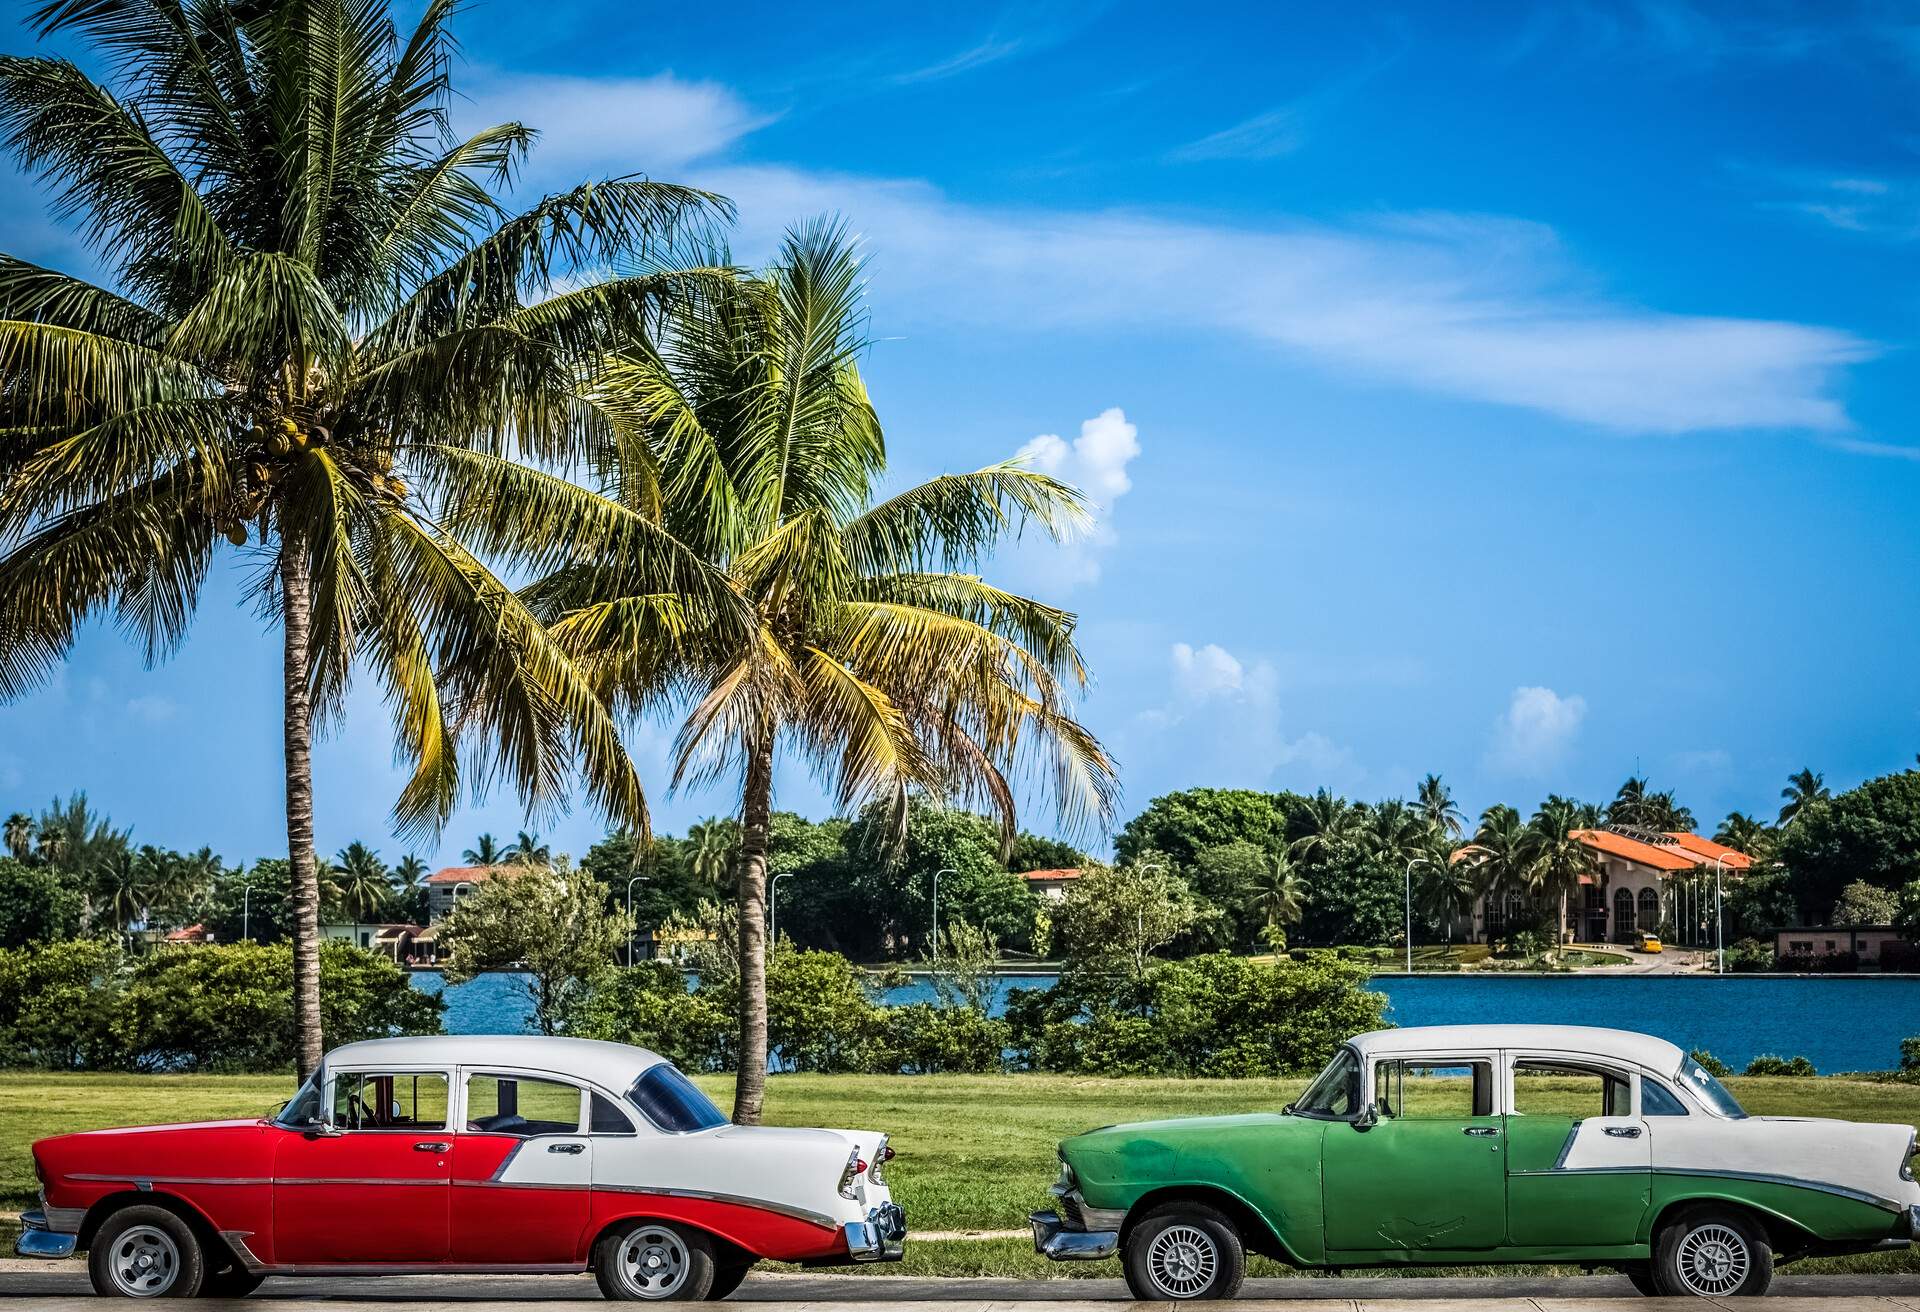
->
[1122,1203,1246,1301]
[89,1206,206,1298]
[1652,1207,1773,1298]
[594,1221,718,1301]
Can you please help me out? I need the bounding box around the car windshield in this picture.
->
[274,1073,322,1127]
[1290,1046,1363,1119]
[628,1063,728,1133]
[1677,1056,1748,1118]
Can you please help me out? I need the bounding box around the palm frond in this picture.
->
[843,463,1092,576]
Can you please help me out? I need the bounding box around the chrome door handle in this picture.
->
[547,1142,585,1154]
[1604,1126,1643,1138]
[414,1141,450,1152]
[1462,1126,1499,1137]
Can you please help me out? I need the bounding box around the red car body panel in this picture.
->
[33,1120,844,1269]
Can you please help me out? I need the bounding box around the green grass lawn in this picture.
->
[3,1070,1916,1279]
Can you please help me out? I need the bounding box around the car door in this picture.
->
[449,1070,593,1265]
[1322,1056,1507,1253]
[272,1066,452,1265]
[1503,1054,1652,1246]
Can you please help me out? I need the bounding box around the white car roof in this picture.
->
[323,1035,668,1092]
[1350,1024,1686,1074]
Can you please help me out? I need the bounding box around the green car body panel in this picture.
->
[1040,1025,1920,1276]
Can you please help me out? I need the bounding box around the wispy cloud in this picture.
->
[702,164,1871,434]
[891,37,1026,84]
[1488,686,1587,773]
[1133,641,1360,790]
[1758,173,1919,241]
[1168,107,1306,162]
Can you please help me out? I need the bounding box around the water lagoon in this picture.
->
[411,969,1920,1073]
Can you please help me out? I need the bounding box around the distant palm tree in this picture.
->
[1414,838,1477,943]
[1714,811,1774,859]
[3,812,31,860]
[505,830,550,867]
[0,1,705,1079]
[392,855,429,923]
[463,834,504,867]
[1543,793,1604,829]
[333,843,391,927]
[526,222,1116,1124]
[34,824,66,868]
[1525,799,1599,953]
[1778,769,1829,827]
[1364,799,1426,868]
[1289,789,1361,866]
[1415,774,1464,837]
[1243,849,1306,950]
[90,849,151,934]
[1459,803,1531,939]
[686,819,739,890]
[1605,776,1650,828]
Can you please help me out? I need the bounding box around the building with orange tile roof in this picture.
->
[1472,828,1752,945]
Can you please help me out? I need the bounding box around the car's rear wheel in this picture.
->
[1653,1207,1773,1298]
[594,1221,717,1301]
[89,1206,206,1298]
[1122,1203,1246,1301]
[706,1260,753,1301]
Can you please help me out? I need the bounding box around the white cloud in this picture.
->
[700,165,1870,434]
[1169,107,1306,162]
[125,694,178,725]
[1007,407,1141,587]
[1170,642,1245,700]
[1489,685,1587,772]
[460,73,771,182]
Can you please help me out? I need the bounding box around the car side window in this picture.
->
[331,1071,448,1131]
[1511,1060,1630,1117]
[590,1091,636,1134]
[1373,1061,1493,1119]
[1641,1077,1689,1116]
[465,1073,583,1137]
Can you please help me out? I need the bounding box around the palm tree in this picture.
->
[1459,804,1530,940]
[1289,789,1360,866]
[1714,811,1774,860]
[462,834,504,867]
[333,842,391,928]
[1414,837,1476,943]
[1242,849,1306,951]
[686,818,739,890]
[1525,798,1599,954]
[1779,769,1829,827]
[1414,774,1464,838]
[505,830,550,867]
[90,848,151,935]
[1364,798,1425,868]
[0,1,710,1079]
[528,221,1117,1123]
[33,824,66,869]
[1605,776,1650,828]
[3,811,31,860]
[392,854,429,923]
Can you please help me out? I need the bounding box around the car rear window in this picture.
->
[628,1064,728,1133]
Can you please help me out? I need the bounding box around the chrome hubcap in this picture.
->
[618,1226,689,1298]
[109,1225,180,1296]
[1146,1224,1218,1298]
[1676,1223,1749,1296]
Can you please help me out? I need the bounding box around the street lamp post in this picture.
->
[930,868,956,957]
[241,883,253,942]
[769,872,793,946]
[625,876,649,968]
[1132,859,1168,975]
[1711,855,1732,975]
[1403,857,1432,974]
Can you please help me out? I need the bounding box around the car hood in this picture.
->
[37,1119,278,1181]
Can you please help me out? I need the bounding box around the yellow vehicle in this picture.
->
[1635,931,1663,954]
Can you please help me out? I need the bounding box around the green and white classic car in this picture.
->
[1031,1024,1920,1299]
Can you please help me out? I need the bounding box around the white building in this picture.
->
[1475,829,1752,944]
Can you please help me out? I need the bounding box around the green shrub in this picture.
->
[1899,1037,1920,1074]
[1688,1049,1733,1077]
[876,1003,1009,1073]
[0,859,84,949]
[0,937,124,1069]
[1724,938,1774,973]
[1744,1053,1817,1077]
[563,961,731,1070]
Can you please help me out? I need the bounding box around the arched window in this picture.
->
[1613,888,1634,942]
[1638,887,1659,932]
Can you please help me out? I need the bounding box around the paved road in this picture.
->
[4,1263,1920,1308]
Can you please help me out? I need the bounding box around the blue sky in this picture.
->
[1,0,1917,868]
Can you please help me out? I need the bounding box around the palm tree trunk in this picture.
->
[730,730,774,1125]
[282,535,324,1082]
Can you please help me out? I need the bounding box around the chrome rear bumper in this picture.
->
[14,1211,77,1260]
[845,1202,906,1262]
[1030,1209,1118,1260]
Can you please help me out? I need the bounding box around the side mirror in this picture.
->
[1352,1103,1379,1130]
[303,1118,343,1139]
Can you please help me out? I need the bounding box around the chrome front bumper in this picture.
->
[14,1210,78,1260]
[844,1202,906,1262]
[1030,1209,1118,1260]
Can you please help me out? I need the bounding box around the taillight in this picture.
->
[837,1147,862,1200]
[869,1139,894,1187]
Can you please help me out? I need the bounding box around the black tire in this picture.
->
[199,1265,265,1299]
[1619,1262,1660,1297]
[1652,1206,1773,1298]
[1122,1203,1246,1301]
[706,1261,753,1301]
[88,1206,207,1298]
[594,1221,718,1301]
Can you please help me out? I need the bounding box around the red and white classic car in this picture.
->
[17,1036,905,1299]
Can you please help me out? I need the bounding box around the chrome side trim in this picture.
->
[594,1183,837,1231]
[454,1179,591,1192]
[267,1178,448,1187]
[1510,1163,1905,1214]
[487,1140,524,1182]
[69,1173,272,1186]
[1511,1166,1648,1177]
[1551,1121,1582,1170]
